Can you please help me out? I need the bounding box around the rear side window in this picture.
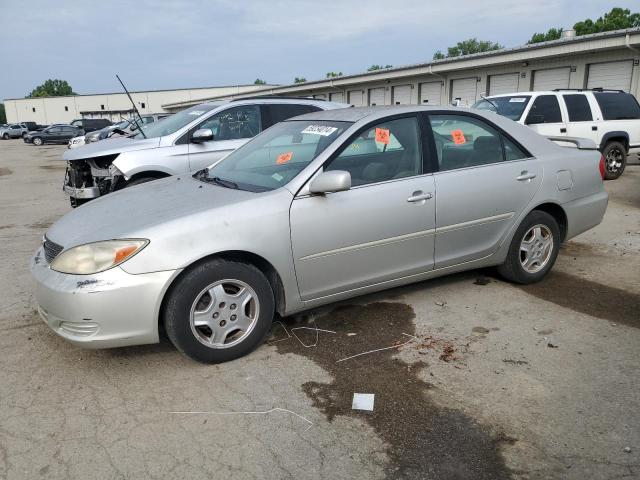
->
[264,104,321,128]
[563,95,593,122]
[525,95,562,124]
[593,92,640,120]
[429,115,528,171]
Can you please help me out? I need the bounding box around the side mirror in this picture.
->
[191,128,214,143]
[526,114,545,125]
[129,124,138,131]
[309,170,351,194]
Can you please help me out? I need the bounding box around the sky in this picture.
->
[0,0,638,100]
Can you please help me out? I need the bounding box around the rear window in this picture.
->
[594,92,640,120]
[563,95,592,122]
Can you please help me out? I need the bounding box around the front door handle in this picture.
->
[560,127,567,133]
[407,191,433,203]
[516,171,537,182]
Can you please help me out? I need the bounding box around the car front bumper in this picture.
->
[31,247,179,349]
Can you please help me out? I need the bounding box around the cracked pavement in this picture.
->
[0,140,639,479]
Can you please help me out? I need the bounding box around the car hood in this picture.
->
[63,135,161,161]
[45,175,260,248]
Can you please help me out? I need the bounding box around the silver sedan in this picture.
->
[31,106,608,363]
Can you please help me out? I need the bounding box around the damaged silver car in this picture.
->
[62,98,348,207]
[32,106,608,363]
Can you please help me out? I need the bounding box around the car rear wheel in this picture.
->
[497,210,560,284]
[2,133,8,140]
[164,258,275,364]
[32,137,43,146]
[602,141,626,180]
[21,132,27,138]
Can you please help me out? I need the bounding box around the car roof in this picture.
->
[198,98,349,111]
[288,105,484,123]
[486,89,629,98]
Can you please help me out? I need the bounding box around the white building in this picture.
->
[3,84,275,124]
[164,28,640,110]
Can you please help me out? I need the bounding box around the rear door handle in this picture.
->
[560,128,567,133]
[407,191,433,203]
[592,126,598,131]
[516,171,537,182]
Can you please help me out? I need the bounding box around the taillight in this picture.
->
[599,155,605,180]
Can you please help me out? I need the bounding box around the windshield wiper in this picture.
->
[210,176,239,189]
[480,95,500,112]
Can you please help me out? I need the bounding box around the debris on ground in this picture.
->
[624,446,631,453]
[352,393,375,411]
[440,345,456,362]
[415,335,459,362]
[547,343,559,349]
[434,300,447,307]
[502,359,529,366]
[474,276,491,285]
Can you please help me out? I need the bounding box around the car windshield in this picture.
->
[133,104,217,139]
[472,96,531,120]
[115,120,132,129]
[203,120,350,192]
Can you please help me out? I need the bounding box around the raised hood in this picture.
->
[63,135,161,161]
[45,175,260,248]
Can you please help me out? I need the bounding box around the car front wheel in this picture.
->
[164,259,275,364]
[602,141,626,180]
[2,133,8,140]
[32,137,43,146]
[498,210,560,284]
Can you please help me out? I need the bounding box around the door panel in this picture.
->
[188,139,249,171]
[434,160,542,268]
[290,175,436,300]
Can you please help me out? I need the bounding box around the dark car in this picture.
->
[25,125,84,146]
[70,118,112,133]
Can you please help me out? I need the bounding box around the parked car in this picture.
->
[25,124,84,146]
[0,123,28,139]
[81,114,172,146]
[472,88,640,179]
[70,118,112,133]
[32,106,608,363]
[62,98,349,207]
[23,121,48,132]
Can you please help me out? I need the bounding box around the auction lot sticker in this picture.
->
[276,152,293,164]
[451,129,466,145]
[302,125,338,136]
[375,128,390,145]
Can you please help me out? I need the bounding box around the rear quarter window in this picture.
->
[594,92,640,120]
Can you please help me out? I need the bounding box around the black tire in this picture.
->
[164,258,275,364]
[497,210,560,284]
[32,137,43,146]
[2,133,8,140]
[602,141,626,180]
[126,176,160,187]
[69,197,91,208]
[21,131,28,138]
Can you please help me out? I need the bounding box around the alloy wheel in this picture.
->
[520,224,554,274]
[189,279,260,349]
[605,147,623,174]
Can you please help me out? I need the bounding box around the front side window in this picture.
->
[204,120,349,192]
[593,92,640,120]
[197,105,261,141]
[563,94,593,122]
[325,117,422,186]
[525,95,563,124]
[135,103,217,139]
[429,115,526,170]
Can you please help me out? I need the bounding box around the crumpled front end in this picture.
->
[64,154,124,207]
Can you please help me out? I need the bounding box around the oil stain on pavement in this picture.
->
[275,302,513,479]
[0,167,12,176]
[517,271,640,328]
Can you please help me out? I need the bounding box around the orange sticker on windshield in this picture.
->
[375,127,390,145]
[451,129,466,145]
[276,152,293,165]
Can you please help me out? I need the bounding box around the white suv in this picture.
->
[473,89,640,179]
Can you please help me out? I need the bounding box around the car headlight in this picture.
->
[50,239,148,274]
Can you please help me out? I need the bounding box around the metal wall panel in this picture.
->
[488,73,519,95]
[587,60,633,91]
[419,82,442,105]
[368,87,386,106]
[532,67,571,90]
[451,78,478,106]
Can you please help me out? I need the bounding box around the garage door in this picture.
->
[348,90,364,106]
[419,82,442,105]
[587,61,633,92]
[488,73,519,95]
[450,78,478,106]
[329,92,344,103]
[532,67,570,91]
[313,94,327,100]
[392,85,411,105]
[368,87,386,106]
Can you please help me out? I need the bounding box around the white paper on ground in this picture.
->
[352,393,375,411]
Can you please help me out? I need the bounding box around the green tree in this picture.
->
[528,27,563,44]
[294,77,307,83]
[325,72,343,78]
[27,79,76,98]
[0,104,6,124]
[432,38,503,60]
[367,64,393,71]
[254,78,267,85]
[573,7,640,36]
